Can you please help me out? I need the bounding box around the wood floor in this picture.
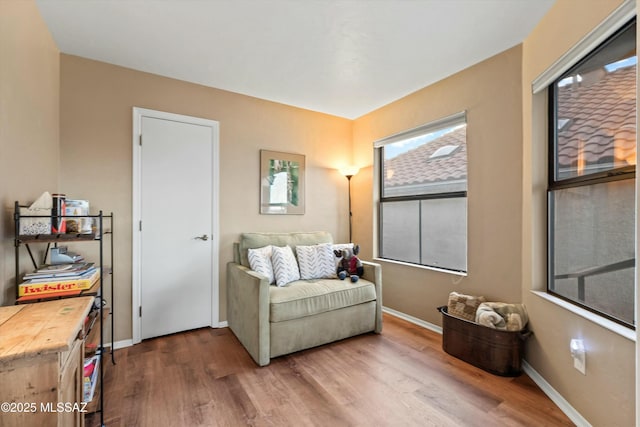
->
[87,313,574,427]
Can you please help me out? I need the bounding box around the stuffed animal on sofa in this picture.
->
[334,245,364,282]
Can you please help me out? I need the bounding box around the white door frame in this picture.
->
[132,107,220,344]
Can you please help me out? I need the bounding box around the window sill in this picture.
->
[373,257,467,277]
[530,290,636,342]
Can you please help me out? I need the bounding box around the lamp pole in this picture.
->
[346,174,353,243]
[339,166,359,243]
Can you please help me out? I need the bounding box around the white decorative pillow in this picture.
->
[332,243,354,267]
[296,243,336,280]
[247,245,274,284]
[271,245,300,287]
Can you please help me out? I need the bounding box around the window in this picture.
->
[376,112,467,273]
[548,19,636,328]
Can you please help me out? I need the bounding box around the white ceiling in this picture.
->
[36,0,555,119]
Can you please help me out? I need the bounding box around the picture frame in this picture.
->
[260,150,305,214]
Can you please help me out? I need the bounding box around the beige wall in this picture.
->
[0,1,60,306]
[522,1,635,425]
[353,1,636,425]
[59,55,353,342]
[352,45,524,325]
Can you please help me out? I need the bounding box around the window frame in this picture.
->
[375,112,468,274]
[547,18,636,329]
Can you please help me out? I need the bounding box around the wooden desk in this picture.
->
[0,297,94,427]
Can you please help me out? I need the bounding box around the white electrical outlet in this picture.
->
[570,339,586,375]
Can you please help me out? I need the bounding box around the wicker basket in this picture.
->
[438,306,531,377]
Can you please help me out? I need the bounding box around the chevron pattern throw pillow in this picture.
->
[296,243,336,280]
[248,245,274,284]
[271,245,300,287]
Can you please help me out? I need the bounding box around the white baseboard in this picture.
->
[382,306,442,334]
[217,321,228,328]
[522,361,591,427]
[113,339,133,350]
[383,306,589,426]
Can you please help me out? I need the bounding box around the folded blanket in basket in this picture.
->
[447,291,486,322]
[475,302,528,331]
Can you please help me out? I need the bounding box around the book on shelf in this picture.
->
[18,267,100,296]
[83,354,100,403]
[24,262,95,280]
[16,290,82,303]
[24,265,97,283]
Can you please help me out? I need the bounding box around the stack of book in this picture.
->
[83,354,100,403]
[18,262,100,301]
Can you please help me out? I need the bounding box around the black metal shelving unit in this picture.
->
[13,201,115,427]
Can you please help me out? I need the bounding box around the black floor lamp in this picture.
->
[339,166,359,242]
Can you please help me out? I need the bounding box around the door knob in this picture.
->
[195,234,209,241]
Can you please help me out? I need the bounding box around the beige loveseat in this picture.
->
[227,231,382,366]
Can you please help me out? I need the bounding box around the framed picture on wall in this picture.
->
[260,150,305,214]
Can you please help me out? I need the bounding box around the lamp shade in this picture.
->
[339,166,360,178]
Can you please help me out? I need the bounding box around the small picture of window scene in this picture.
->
[260,150,305,214]
[268,159,299,205]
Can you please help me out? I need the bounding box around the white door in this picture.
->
[136,112,218,340]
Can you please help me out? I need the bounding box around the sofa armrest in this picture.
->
[226,262,271,366]
[361,260,383,333]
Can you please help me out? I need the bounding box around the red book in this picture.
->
[16,289,82,303]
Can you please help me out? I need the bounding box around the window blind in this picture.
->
[373,111,466,148]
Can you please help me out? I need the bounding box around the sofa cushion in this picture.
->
[239,231,333,267]
[296,243,336,280]
[269,278,377,322]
